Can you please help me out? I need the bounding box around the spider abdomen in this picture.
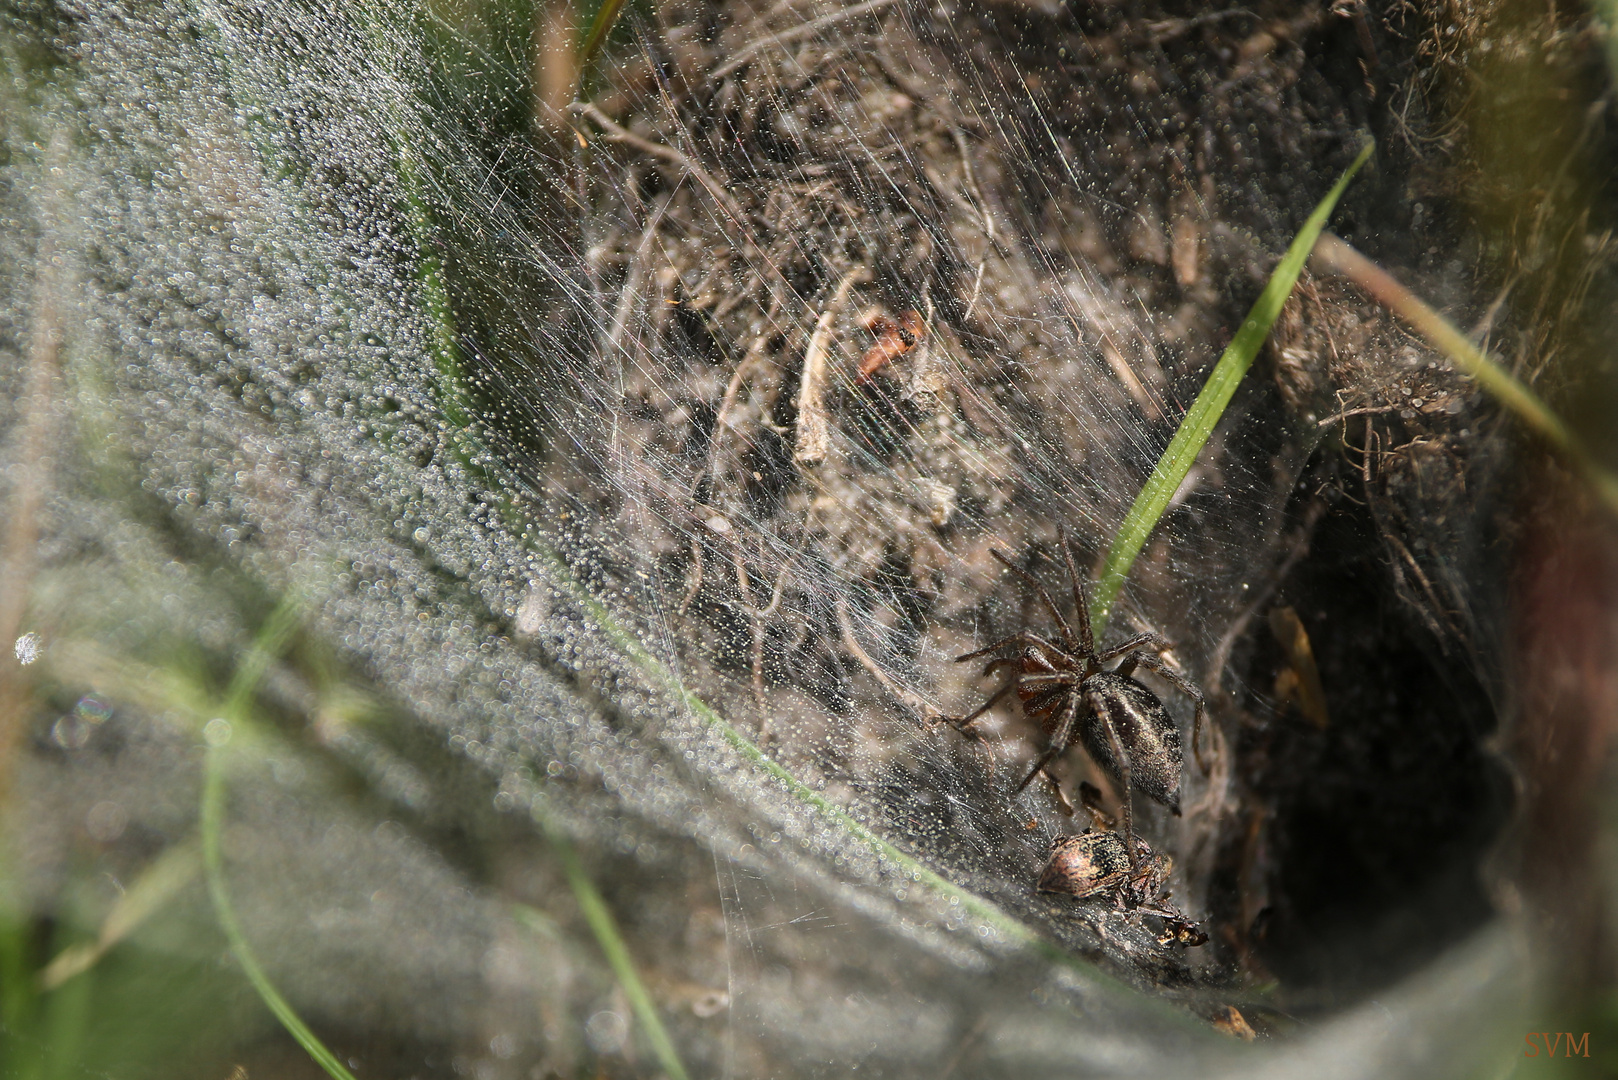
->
[1079,672,1184,813]
[1037,829,1166,903]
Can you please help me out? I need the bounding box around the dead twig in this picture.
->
[734,548,789,723]
[833,598,935,723]
[962,261,986,322]
[677,533,705,616]
[1315,404,1400,429]
[793,266,867,464]
[605,193,674,357]
[700,303,780,493]
[952,128,994,246]
[1146,8,1258,44]
[711,0,898,81]
[573,102,749,228]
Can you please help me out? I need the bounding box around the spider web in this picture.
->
[0,0,1529,1075]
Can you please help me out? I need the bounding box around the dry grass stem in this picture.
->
[1312,231,1618,517]
[793,266,866,464]
[711,0,898,81]
[574,102,748,227]
[834,598,935,722]
[0,135,68,803]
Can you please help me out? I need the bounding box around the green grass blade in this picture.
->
[578,0,631,75]
[222,598,302,721]
[1090,139,1376,634]
[202,752,358,1080]
[40,928,92,1080]
[201,599,359,1080]
[526,821,691,1080]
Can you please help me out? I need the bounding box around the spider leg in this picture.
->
[1133,900,1181,919]
[990,548,1079,652]
[1116,650,1211,776]
[1094,631,1169,665]
[1013,694,1077,795]
[1090,690,1139,872]
[1077,780,1115,830]
[1019,634,1074,666]
[955,633,1030,663]
[1016,671,1079,690]
[943,672,1017,732]
[1057,529,1096,656]
[955,631,1069,665]
[981,656,1020,679]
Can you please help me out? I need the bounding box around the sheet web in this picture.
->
[370,0,1346,1056]
[0,0,1527,1075]
[483,0,1325,984]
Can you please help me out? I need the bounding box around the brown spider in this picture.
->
[949,533,1209,866]
[1036,828,1208,947]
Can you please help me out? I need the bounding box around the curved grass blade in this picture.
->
[202,751,357,1080]
[521,821,692,1080]
[578,0,631,76]
[1312,232,1618,519]
[202,600,359,1080]
[1089,139,1376,634]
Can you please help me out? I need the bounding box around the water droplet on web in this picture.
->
[75,696,112,723]
[584,1010,628,1053]
[85,801,128,842]
[13,633,40,665]
[52,714,92,750]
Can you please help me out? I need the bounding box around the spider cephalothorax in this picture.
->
[950,535,1209,865]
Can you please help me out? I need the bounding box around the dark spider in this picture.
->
[948,533,1209,866]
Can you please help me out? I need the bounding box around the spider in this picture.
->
[1036,829,1206,946]
[948,533,1209,866]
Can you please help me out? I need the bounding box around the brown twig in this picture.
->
[794,266,868,464]
[605,193,673,357]
[703,297,782,491]
[573,102,749,228]
[733,548,788,722]
[952,128,994,246]
[711,0,899,81]
[1315,404,1399,429]
[1353,414,1459,645]
[677,533,705,616]
[1146,7,1257,43]
[961,261,986,322]
[833,598,936,723]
